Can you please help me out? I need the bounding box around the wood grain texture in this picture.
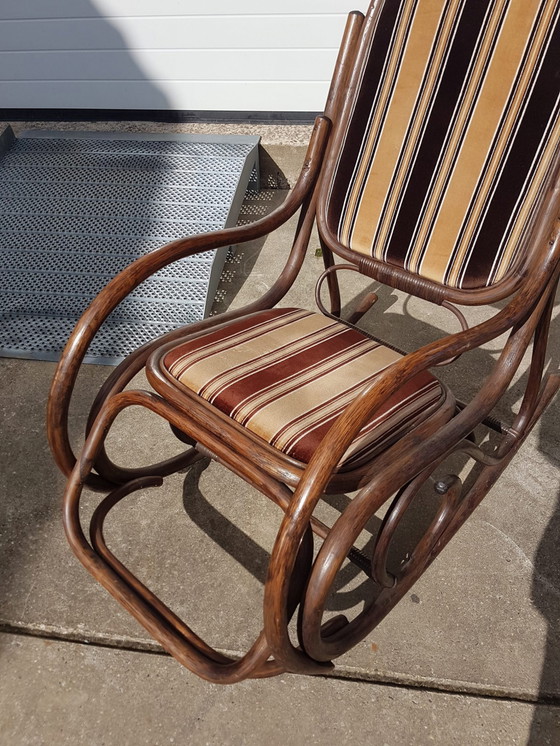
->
[47,4,560,684]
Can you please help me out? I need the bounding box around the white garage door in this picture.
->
[0,0,368,113]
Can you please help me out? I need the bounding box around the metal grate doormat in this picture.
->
[0,126,259,365]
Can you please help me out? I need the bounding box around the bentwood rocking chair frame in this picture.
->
[48,1,560,683]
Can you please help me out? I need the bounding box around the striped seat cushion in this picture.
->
[327,0,560,290]
[162,308,445,470]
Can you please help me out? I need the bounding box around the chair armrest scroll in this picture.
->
[47,115,332,480]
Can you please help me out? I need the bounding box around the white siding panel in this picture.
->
[0,81,330,112]
[0,1,369,112]
[3,0,363,20]
[0,17,347,51]
[0,50,337,82]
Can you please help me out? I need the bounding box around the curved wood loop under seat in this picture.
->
[262,271,560,670]
[63,389,333,683]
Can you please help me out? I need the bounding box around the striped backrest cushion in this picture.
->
[326,0,560,291]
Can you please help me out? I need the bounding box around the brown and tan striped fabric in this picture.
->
[163,308,444,469]
[327,0,560,290]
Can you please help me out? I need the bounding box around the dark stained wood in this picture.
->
[47,3,560,683]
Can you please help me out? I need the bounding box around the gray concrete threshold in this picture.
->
[2,633,558,746]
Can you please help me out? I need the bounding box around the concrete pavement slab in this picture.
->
[1,633,558,746]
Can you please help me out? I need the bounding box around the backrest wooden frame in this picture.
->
[317,0,560,306]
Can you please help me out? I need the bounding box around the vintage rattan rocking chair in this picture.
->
[48,0,560,684]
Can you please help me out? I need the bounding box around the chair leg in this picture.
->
[296,462,462,663]
[63,389,330,683]
[295,372,560,665]
[62,366,559,679]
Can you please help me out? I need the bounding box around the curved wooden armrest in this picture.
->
[47,116,331,480]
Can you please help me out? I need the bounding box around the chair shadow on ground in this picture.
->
[181,279,559,734]
[528,484,560,742]
[528,313,560,742]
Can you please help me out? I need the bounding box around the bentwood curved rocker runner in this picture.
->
[48,0,560,683]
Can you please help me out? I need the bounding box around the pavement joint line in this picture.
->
[2,620,559,707]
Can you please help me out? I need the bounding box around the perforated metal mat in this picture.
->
[0,127,259,364]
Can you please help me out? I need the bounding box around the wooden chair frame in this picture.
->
[47,9,560,683]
